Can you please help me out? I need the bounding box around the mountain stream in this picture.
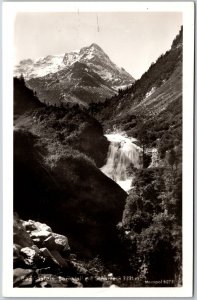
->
[101,133,142,193]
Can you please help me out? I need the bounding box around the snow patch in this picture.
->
[14,43,134,88]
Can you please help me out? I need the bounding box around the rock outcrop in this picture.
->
[13,215,122,288]
[14,215,88,287]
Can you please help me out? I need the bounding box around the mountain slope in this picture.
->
[88,27,183,284]
[14,78,127,261]
[92,27,182,157]
[26,61,116,106]
[70,43,134,89]
[14,43,135,106]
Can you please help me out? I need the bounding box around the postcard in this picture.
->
[2,1,194,297]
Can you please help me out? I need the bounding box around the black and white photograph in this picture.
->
[2,1,194,297]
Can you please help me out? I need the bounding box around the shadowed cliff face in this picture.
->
[14,130,127,261]
[14,77,44,115]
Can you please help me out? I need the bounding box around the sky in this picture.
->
[15,12,182,79]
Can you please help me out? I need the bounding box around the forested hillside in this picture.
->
[14,77,127,266]
[90,27,182,157]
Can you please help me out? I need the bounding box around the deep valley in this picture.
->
[13,27,183,288]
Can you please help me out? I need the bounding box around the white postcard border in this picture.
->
[2,2,194,297]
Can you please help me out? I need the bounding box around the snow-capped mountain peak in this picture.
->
[14,43,135,106]
[15,43,134,87]
[15,53,65,79]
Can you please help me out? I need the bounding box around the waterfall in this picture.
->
[101,133,142,193]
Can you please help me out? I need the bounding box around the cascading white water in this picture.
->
[101,133,142,193]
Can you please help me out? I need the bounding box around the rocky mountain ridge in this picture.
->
[14,43,135,106]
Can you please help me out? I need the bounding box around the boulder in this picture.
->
[43,236,56,250]
[39,247,59,268]
[30,230,51,242]
[23,220,52,233]
[50,250,68,269]
[14,215,33,248]
[39,248,67,270]
[20,246,42,267]
[52,233,70,253]
[13,268,33,287]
